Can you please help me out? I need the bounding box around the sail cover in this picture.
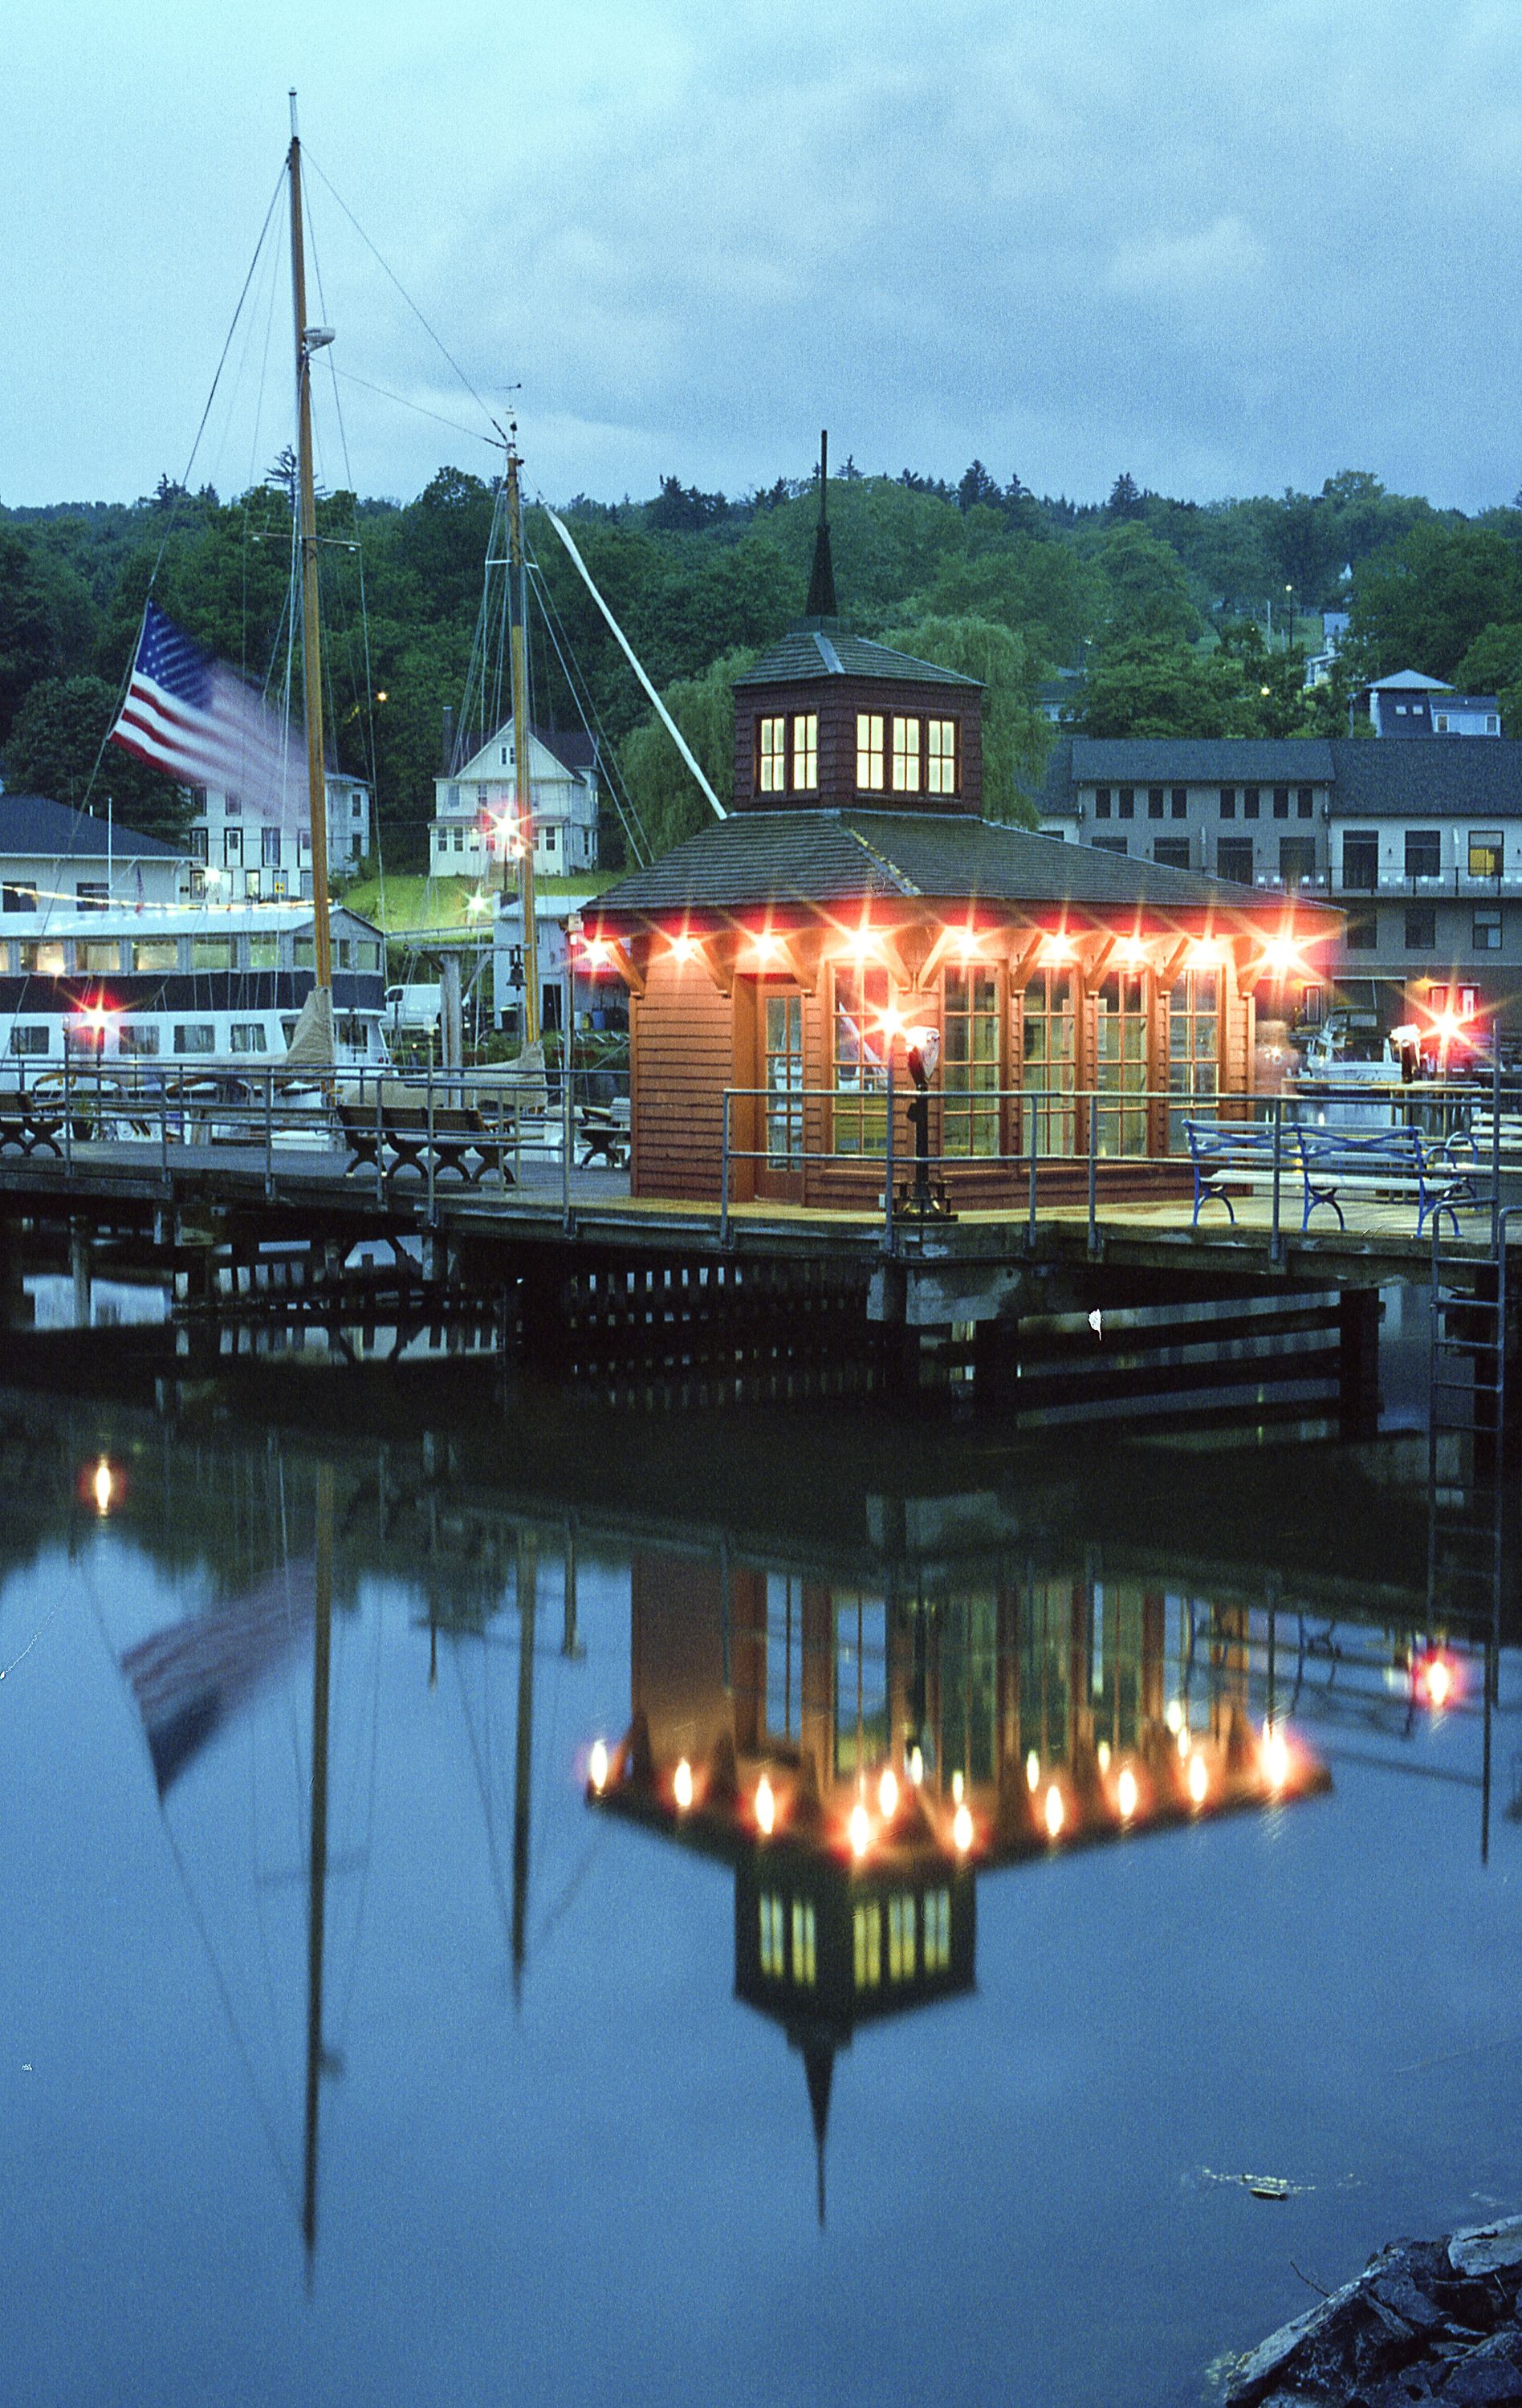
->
[283,986,335,1069]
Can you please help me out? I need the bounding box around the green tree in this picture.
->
[882,612,1048,823]
[619,649,757,857]
[1349,521,1522,680]
[4,675,189,840]
[1077,640,1230,738]
[1096,522,1202,648]
[1454,621,1522,733]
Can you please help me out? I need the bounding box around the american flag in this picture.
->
[110,601,306,827]
[120,1564,314,1798]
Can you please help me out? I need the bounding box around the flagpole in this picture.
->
[287,94,332,1005]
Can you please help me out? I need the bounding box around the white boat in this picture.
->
[0,897,389,1080]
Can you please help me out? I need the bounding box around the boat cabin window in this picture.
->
[75,883,109,912]
[192,938,234,970]
[118,1025,161,1056]
[18,942,66,975]
[65,1023,105,1056]
[80,942,120,974]
[8,1026,50,1056]
[230,1023,269,1054]
[2,883,37,914]
[132,940,178,973]
[355,941,381,971]
[250,935,280,968]
[295,941,315,969]
[174,1023,216,1055]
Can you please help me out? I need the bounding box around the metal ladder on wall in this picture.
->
[1427,1222,1506,1629]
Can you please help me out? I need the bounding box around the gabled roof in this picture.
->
[1369,669,1452,692]
[734,629,981,690]
[450,720,598,780]
[592,808,1333,918]
[0,794,182,860]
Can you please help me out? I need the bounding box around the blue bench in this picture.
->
[1185,1118,1479,1237]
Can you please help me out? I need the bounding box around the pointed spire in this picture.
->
[803,2036,835,2227]
[804,429,839,624]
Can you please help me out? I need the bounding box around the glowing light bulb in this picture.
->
[1096,1739,1112,1775]
[848,1800,871,1857]
[674,1758,694,1811]
[1044,1784,1064,1840]
[1263,1725,1289,1791]
[755,1775,775,1836]
[1025,1750,1040,1793]
[877,1767,899,1820]
[1117,1766,1138,1821]
[669,933,700,963]
[952,1803,973,1853]
[1187,1752,1208,1807]
[92,1458,113,1516]
[908,1746,924,1787]
[588,1739,608,1794]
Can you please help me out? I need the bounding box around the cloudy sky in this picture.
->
[6,0,1521,513]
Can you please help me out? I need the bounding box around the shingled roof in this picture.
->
[1033,733,1522,818]
[0,794,182,859]
[733,630,981,690]
[592,809,1332,918]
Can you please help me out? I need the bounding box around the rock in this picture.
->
[1450,2221,1522,2280]
[1225,2279,1365,2402]
[1373,2275,1449,2334]
[1438,2339,1522,2406]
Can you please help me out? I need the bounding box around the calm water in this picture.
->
[2,1367,1518,2408]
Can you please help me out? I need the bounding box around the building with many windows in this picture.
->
[1037,734,1522,1039]
[429,719,600,881]
[187,772,372,900]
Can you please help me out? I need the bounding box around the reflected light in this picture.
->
[908,1745,924,1787]
[1165,1699,1183,1735]
[1421,1653,1455,1710]
[1044,1784,1064,1841]
[1262,1724,1289,1791]
[952,1802,973,1853]
[1025,1750,1040,1793]
[755,1775,776,1836]
[588,1739,609,1795]
[951,1770,965,1804]
[674,1758,694,1811]
[1117,1766,1139,1821]
[1187,1752,1208,1807]
[92,1456,114,1516]
[1096,1739,1112,1775]
[1177,1723,1191,1759]
[877,1766,899,1820]
[848,1800,871,1857]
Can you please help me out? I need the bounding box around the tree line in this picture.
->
[5,459,1522,866]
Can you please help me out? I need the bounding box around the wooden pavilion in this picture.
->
[585,478,1337,1209]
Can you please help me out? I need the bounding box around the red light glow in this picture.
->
[1418,1651,1457,1710]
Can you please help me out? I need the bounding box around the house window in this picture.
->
[1171,786,1188,818]
[2,883,37,913]
[189,828,209,864]
[1095,971,1148,1156]
[244,870,262,900]
[764,993,804,1168]
[1094,787,1112,820]
[1118,787,1134,819]
[1474,909,1503,951]
[888,1894,916,1981]
[262,828,283,868]
[1219,787,1237,819]
[1243,787,1260,819]
[792,713,818,791]
[351,793,364,819]
[1405,909,1436,950]
[1022,967,1076,1155]
[853,1901,882,1990]
[173,1024,217,1055]
[1470,832,1503,879]
[1279,838,1316,888]
[1406,830,1442,881]
[1092,836,1128,856]
[856,714,885,791]
[1298,787,1314,818]
[224,793,242,816]
[1346,913,1378,950]
[224,829,243,868]
[1148,787,1164,820]
[1435,714,1450,733]
[832,964,889,1153]
[1154,840,1190,870]
[891,717,922,793]
[1273,787,1289,820]
[942,965,1000,1157]
[758,715,787,794]
[792,1899,816,1986]
[1342,833,1378,891]
[1218,840,1254,883]
[924,1888,951,1972]
[1488,714,1500,733]
[927,719,958,795]
[75,883,109,912]
[1168,972,1218,1149]
[117,1024,160,1056]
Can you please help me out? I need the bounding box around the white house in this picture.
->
[187,772,373,901]
[431,719,600,881]
[0,794,188,918]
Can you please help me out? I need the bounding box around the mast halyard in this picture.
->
[287,95,333,1012]
[506,440,539,1047]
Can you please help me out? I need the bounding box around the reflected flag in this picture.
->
[120,1564,314,1798]
[109,602,305,827]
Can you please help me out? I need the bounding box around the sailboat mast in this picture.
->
[506,444,539,1047]
[287,96,332,997]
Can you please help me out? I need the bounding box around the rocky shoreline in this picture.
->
[1225,2216,1522,2406]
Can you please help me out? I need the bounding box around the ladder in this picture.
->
[1428,1217,1508,1860]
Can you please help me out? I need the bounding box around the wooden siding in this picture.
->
[733,676,982,816]
[630,954,737,1201]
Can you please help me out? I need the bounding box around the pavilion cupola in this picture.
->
[730,432,984,819]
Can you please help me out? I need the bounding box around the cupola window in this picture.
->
[792,713,818,791]
[891,716,921,793]
[758,716,787,794]
[928,718,958,795]
[856,714,885,791]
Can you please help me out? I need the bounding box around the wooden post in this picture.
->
[1337,1287,1382,1442]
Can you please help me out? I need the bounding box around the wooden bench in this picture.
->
[578,1100,630,1169]
[0,1097,70,1157]
[336,1100,515,1189]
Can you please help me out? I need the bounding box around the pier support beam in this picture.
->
[70,1222,92,1330]
[1337,1287,1382,1442]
